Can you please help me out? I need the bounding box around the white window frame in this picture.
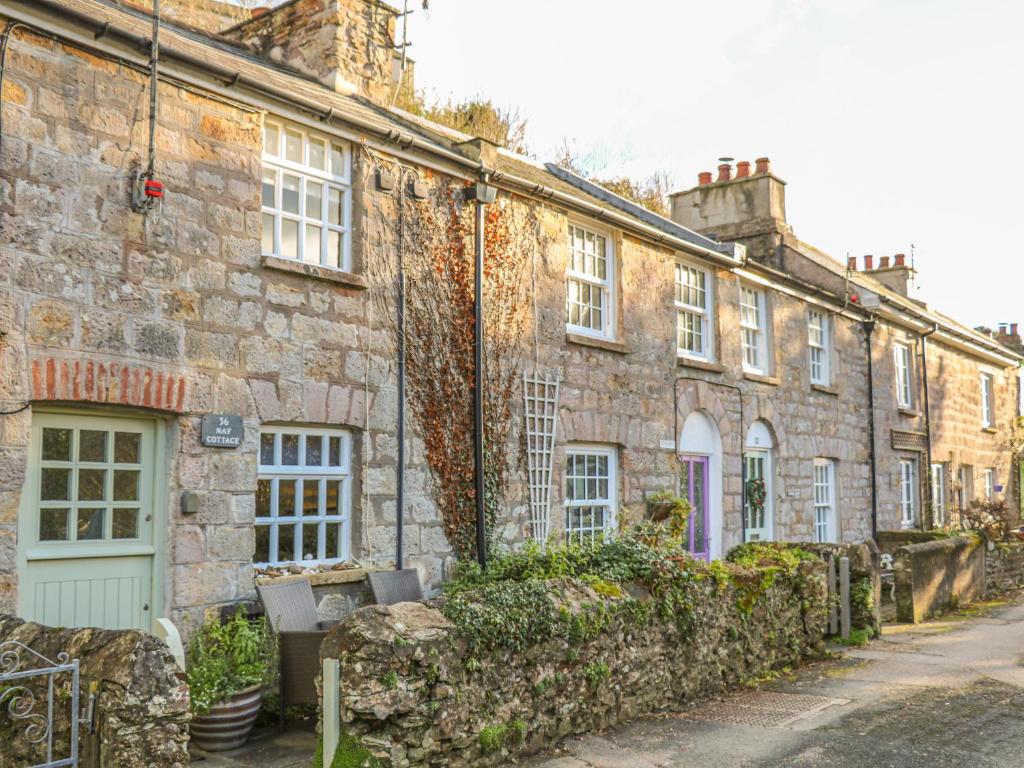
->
[262,118,353,271]
[899,458,918,528]
[675,261,714,361]
[256,426,352,566]
[808,310,831,386]
[566,223,615,340]
[980,372,994,427]
[740,285,769,374]
[813,458,837,543]
[931,462,946,527]
[958,465,973,511]
[983,468,996,501]
[894,342,913,408]
[564,444,617,543]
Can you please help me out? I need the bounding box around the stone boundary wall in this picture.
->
[876,530,946,554]
[800,541,882,635]
[892,535,985,623]
[0,616,189,768]
[320,561,826,768]
[985,540,1024,595]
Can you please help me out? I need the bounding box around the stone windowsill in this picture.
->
[898,407,922,418]
[743,371,780,386]
[565,332,628,355]
[262,254,368,289]
[811,383,839,396]
[255,565,381,587]
[982,426,998,434]
[677,356,724,374]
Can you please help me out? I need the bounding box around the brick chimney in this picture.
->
[222,0,401,101]
[995,323,1024,354]
[865,253,915,297]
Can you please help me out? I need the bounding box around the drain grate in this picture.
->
[680,690,846,729]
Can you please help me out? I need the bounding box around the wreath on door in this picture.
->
[746,478,767,518]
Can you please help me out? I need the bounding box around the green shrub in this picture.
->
[187,609,275,715]
[311,732,385,768]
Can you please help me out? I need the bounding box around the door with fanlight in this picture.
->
[18,412,157,631]
[679,455,710,561]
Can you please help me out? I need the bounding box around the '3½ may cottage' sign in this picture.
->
[201,413,243,448]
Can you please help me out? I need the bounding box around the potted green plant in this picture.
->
[187,609,275,752]
[644,490,690,544]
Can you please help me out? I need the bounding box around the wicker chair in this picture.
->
[367,568,424,605]
[257,579,336,726]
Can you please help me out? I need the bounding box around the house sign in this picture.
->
[201,413,243,448]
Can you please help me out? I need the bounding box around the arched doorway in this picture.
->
[744,420,775,542]
[678,411,723,560]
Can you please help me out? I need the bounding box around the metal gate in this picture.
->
[0,640,81,768]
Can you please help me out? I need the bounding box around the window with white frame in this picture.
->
[983,468,996,500]
[566,224,614,338]
[675,262,713,360]
[740,285,768,373]
[980,372,995,427]
[813,458,837,543]
[899,458,917,528]
[894,342,913,408]
[958,465,974,511]
[255,427,352,565]
[808,310,831,386]
[931,463,947,527]
[564,446,617,543]
[262,119,352,270]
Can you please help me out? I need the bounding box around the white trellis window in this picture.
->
[256,427,352,565]
[564,445,617,543]
[983,468,996,500]
[808,310,831,386]
[262,118,352,270]
[899,458,917,528]
[813,458,837,543]
[930,463,947,527]
[566,224,614,339]
[740,285,768,373]
[894,342,913,408]
[675,262,713,360]
[980,373,994,427]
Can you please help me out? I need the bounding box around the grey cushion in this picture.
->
[368,569,424,605]
[257,579,320,633]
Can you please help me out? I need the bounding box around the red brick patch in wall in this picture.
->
[30,357,188,413]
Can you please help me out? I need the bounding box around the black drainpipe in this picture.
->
[863,319,878,541]
[472,183,487,569]
[920,324,939,529]
[673,376,746,544]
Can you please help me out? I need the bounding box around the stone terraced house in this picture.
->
[0,0,1020,640]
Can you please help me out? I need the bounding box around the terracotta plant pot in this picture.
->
[190,684,263,752]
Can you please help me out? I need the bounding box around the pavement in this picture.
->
[527,592,1024,768]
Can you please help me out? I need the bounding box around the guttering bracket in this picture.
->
[94,21,110,40]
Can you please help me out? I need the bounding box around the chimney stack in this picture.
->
[698,171,713,185]
[736,160,751,179]
[879,256,890,268]
[864,254,874,270]
[894,253,906,267]
[847,256,857,270]
[755,157,771,175]
[717,163,732,182]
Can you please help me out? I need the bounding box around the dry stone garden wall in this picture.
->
[320,544,827,768]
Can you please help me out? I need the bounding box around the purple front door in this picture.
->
[679,455,710,561]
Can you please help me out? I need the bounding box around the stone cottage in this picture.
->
[0,0,1020,643]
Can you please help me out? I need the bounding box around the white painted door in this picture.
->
[18,413,157,631]
[744,451,773,541]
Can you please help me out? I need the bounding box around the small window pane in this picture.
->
[327,231,342,269]
[281,219,298,259]
[306,180,323,220]
[76,508,104,540]
[260,434,275,466]
[281,174,300,214]
[330,145,345,176]
[39,508,69,541]
[328,187,343,225]
[308,138,326,170]
[284,129,302,163]
[261,213,275,254]
[281,435,299,465]
[254,525,270,563]
[77,469,106,501]
[42,428,72,461]
[301,523,319,560]
[262,168,276,208]
[279,479,297,516]
[40,468,71,501]
[302,479,320,516]
[256,479,272,517]
[114,432,140,464]
[264,123,280,157]
[79,430,107,462]
[306,435,323,466]
[113,470,139,501]
[305,225,322,264]
[113,508,138,539]
[325,523,340,559]
[278,524,295,562]
[329,436,341,466]
[325,480,340,516]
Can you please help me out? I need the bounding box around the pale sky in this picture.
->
[402,0,1022,331]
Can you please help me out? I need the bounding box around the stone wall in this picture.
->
[319,561,826,768]
[0,615,189,768]
[892,535,985,623]
[985,539,1024,595]
[801,541,882,635]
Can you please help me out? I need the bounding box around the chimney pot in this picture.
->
[698,171,713,186]
[755,157,771,175]
[736,161,751,178]
[717,163,732,182]
[847,256,857,270]
[864,254,874,270]
[1011,323,1019,336]
[894,253,905,267]
[250,6,270,17]
[879,256,890,268]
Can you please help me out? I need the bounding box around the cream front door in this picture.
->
[18,412,158,631]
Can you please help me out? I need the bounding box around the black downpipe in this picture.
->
[673,376,746,545]
[473,194,487,568]
[863,320,878,541]
[920,325,938,529]
[145,0,160,178]
[395,179,406,570]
